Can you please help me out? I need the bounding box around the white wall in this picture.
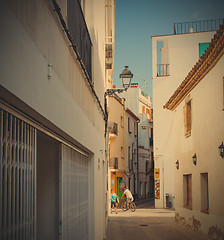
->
[138,113,150,149]
[0,0,107,239]
[152,31,215,208]
[173,55,224,237]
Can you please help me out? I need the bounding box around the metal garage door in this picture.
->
[0,109,36,240]
[61,145,89,240]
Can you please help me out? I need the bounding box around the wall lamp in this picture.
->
[218,142,224,158]
[175,160,179,169]
[105,66,133,96]
[192,153,197,165]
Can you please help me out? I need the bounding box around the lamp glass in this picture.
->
[219,142,224,158]
[192,153,197,165]
[175,160,179,169]
[121,77,131,89]
[120,66,133,89]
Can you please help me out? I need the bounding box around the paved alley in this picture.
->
[106,199,205,240]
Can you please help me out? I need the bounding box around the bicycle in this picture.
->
[120,197,136,212]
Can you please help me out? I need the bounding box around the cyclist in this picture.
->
[121,186,133,210]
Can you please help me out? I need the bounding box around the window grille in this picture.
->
[61,145,89,240]
[67,0,92,81]
[0,109,36,240]
[157,64,169,76]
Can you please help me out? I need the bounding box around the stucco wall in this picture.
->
[0,0,107,239]
[174,55,224,238]
[108,96,125,170]
[152,31,215,208]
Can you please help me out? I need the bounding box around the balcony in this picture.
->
[174,19,224,35]
[67,0,92,81]
[106,43,113,69]
[110,157,118,169]
[157,64,169,76]
[108,122,118,136]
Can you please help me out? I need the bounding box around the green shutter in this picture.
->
[199,42,210,59]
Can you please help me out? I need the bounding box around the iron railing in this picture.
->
[0,109,36,240]
[157,64,169,76]
[67,0,92,81]
[174,19,224,35]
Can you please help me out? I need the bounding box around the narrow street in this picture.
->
[106,199,205,240]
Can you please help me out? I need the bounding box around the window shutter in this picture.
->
[183,105,187,135]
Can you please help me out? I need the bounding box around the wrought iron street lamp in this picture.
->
[218,142,224,158]
[192,153,197,165]
[105,66,133,95]
[175,160,179,169]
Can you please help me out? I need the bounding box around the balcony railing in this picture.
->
[157,64,169,76]
[67,0,92,81]
[108,122,118,135]
[174,19,224,35]
[110,157,118,169]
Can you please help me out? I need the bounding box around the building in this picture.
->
[118,84,153,198]
[151,19,222,209]
[125,108,139,199]
[164,23,224,239]
[0,0,111,239]
[108,95,126,200]
[107,95,139,201]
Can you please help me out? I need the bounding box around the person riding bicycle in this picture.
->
[121,187,133,210]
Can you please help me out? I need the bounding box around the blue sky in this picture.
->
[112,0,224,98]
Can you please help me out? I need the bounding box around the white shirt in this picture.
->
[124,189,133,200]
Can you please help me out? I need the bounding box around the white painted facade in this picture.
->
[0,0,109,239]
[164,26,224,238]
[152,31,216,208]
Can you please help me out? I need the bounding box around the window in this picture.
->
[157,40,169,76]
[120,115,124,128]
[199,42,210,59]
[146,161,149,173]
[128,146,131,171]
[121,146,124,159]
[184,97,192,137]
[134,122,137,136]
[201,173,209,213]
[114,157,118,169]
[128,118,132,133]
[183,174,192,209]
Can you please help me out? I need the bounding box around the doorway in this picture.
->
[36,131,59,240]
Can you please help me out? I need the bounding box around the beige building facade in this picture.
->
[125,108,139,198]
[118,84,153,199]
[164,24,224,239]
[108,95,126,201]
[0,0,111,239]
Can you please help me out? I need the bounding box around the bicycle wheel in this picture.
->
[121,201,127,211]
[130,202,136,212]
